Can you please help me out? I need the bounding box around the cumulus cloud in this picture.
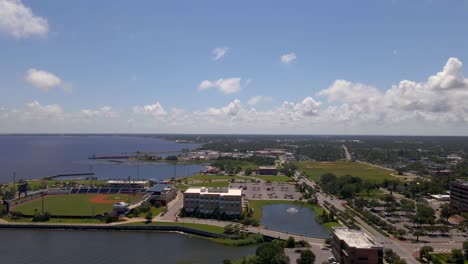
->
[318,57,468,125]
[0,0,49,38]
[318,80,382,104]
[427,57,468,90]
[81,106,117,119]
[206,99,242,117]
[133,102,167,117]
[25,68,71,92]
[2,57,468,134]
[248,95,273,106]
[198,78,241,94]
[281,53,297,64]
[212,47,228,61]
[23,101,64,120]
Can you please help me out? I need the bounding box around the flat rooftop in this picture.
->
[258,166,277,169]
[333,228,382,249]
[184,187,242,196]
[107,180,148,184]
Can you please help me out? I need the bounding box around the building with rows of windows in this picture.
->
[183,187,243,218]
[450,180,468,212]
[332,227,383,264]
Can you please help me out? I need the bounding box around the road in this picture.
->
[342,145,352,161]
[295,171,419,264]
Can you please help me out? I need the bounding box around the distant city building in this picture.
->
[183,187,243,218]
[332,227,383,264]
[207,151,220,160]
[258,166,277,175]
[450,180,468,212]
[146,184,177,205]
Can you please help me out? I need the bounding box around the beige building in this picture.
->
[183,187,243,218]
[332,227,383,264]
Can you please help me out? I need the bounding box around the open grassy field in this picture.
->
[125,221,225,234]
[253,175,293,182]
[179,174,245,182]
[296,161,395,182]
[13,194,141,216]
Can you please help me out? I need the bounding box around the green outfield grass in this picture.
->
[296,161,395,182]
[13,194,141,216]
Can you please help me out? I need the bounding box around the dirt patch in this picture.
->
[89,195,124,204]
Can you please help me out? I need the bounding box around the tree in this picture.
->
[297,249,315,264]
[412,229,426,241]
[419,246,434,261]
[413,204,435,226]
[165,155,178,161]
[451,249,465,264]
[223,260,232,264]
[145,212,153,222]
[440,204,454,221]
[251,242,289,264]
[286,236,296,248]
[463,240,468,259]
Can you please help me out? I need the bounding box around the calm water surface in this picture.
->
[0,135,204,183]
[0,229,256,264]
[260,204,330,238]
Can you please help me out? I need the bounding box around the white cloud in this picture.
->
[427,57,468,90]
[248,95,272,106]
[281,53,297,64]
[2,57,468,135]
[212,47,228,61]
[318,80,382,104]
[23,101,64,120]
[0,0,49,38]
[133,102,167,117]
[198,78,241,94]
[81,106,118,119]
[25,68,71,92]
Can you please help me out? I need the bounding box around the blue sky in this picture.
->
[1,0,468,134]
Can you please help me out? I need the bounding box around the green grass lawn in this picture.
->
[296,161,395,182]
[2,216,103,224]
[253,175,294,182]
[179,174,244,181]
[13,194,141,216]
[125,221,225,234]
[150,206,165,216]
[212,233,264,246]
[176,181,230,192]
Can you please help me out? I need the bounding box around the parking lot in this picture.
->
[230,181,302,200]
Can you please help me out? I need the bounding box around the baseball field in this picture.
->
[13,194,142,216]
